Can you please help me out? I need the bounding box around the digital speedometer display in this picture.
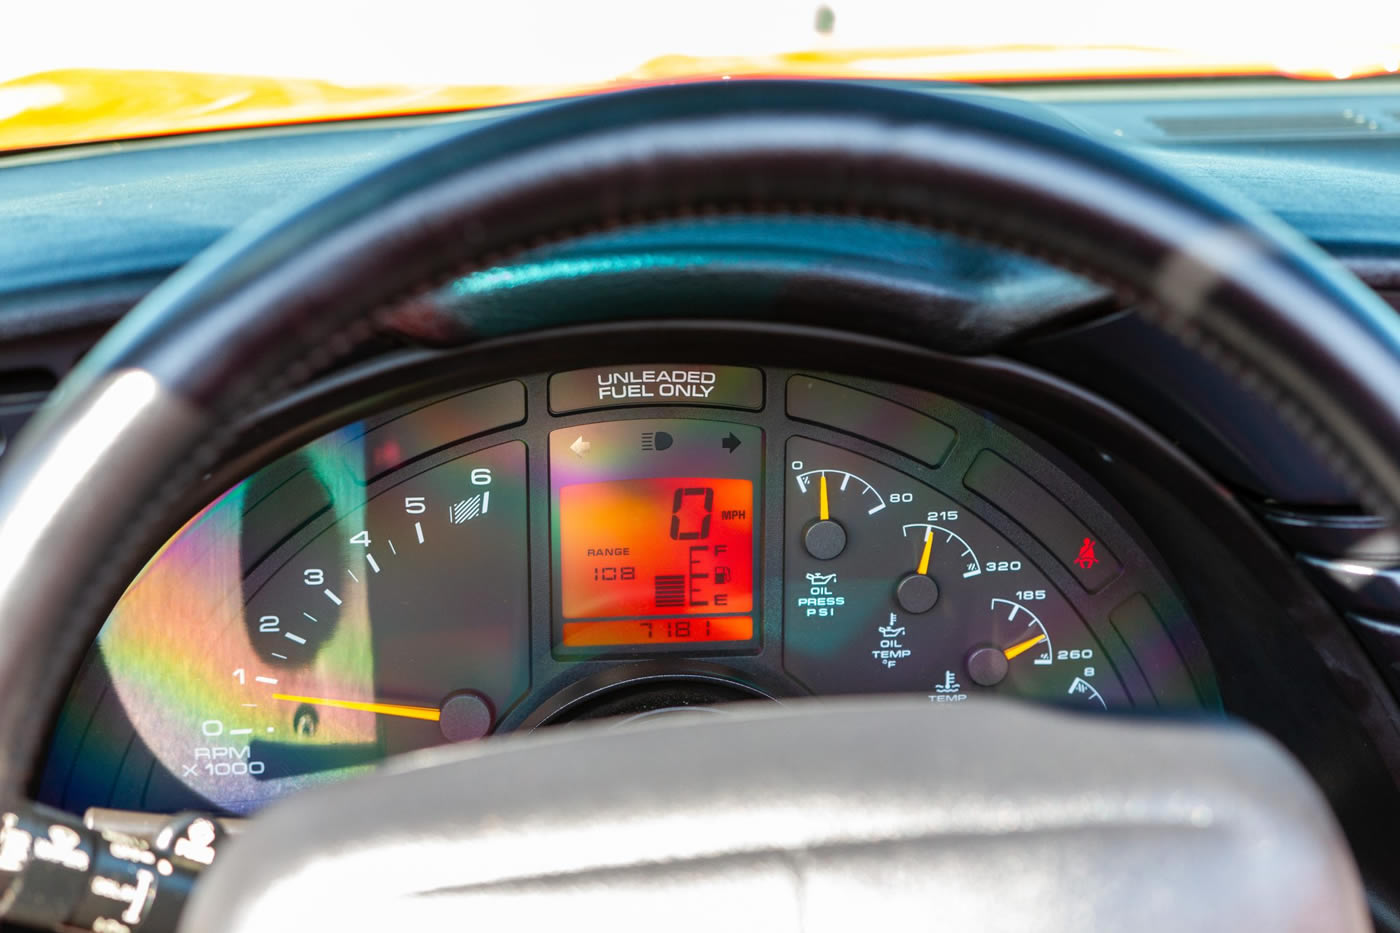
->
[550,419,763,654]
[559,477,754,620]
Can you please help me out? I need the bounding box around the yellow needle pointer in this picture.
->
[1002,632,1048,661]
[272,693,440,722]
[819,473,830,521]
[916,527,934,575]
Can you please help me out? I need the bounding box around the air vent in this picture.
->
[0,369,56,460]
[1148,110,1380,139]
[0,329,105,466]
[0,367,56,400]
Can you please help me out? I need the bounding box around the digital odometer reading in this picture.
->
[559,477,754,624]
[561,617,754,647]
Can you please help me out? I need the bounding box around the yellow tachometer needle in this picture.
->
[1002,633,1047,661]
[916,527,934,575]
[819,474,830,521]
[272,693,441,722]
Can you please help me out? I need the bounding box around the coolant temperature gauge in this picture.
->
[782,436,1130,709]
[965,597,1055,679]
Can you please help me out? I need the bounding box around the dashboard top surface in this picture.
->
[5,80,1400,305]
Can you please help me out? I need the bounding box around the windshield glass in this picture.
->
[5,0,1400,151]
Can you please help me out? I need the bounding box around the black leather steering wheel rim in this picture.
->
[2,78,1400,805]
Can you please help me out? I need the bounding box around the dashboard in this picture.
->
[37,363,1213,815]
[4,76,1400,927]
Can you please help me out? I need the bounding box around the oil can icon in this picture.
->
[805,571,837,597]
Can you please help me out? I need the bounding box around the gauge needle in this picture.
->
[272,693,440,722]
[1002,633,1047,661]
[819,473,830,521]
[916,527,933,575]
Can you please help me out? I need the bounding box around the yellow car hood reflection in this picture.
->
[3,45,1400,153]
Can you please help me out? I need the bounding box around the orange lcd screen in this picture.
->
[561,617,755,647]
[559,477,754,621]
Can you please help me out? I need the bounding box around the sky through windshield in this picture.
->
[4,0,1400,150]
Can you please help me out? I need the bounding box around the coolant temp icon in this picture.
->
[929,670,967,703]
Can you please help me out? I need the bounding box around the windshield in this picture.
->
[5,0,1400,151]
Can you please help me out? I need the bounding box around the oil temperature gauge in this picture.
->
[782,436,1128,710]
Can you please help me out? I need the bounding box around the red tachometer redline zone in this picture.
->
[559,477,754,620]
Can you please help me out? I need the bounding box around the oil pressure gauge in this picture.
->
[782,436,1128,709]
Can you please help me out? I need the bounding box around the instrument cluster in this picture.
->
[37,364,1215,815]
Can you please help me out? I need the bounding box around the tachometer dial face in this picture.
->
[782,437,1128,708]
[95,441,530,814]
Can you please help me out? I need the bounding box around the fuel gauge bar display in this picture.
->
[550,419,763,655]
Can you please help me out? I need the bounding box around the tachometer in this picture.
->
[94,441,531,814]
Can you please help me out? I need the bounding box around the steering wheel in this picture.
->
[0,81,1393,931]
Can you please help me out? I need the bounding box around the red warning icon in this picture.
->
[1074,538,1100,570]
